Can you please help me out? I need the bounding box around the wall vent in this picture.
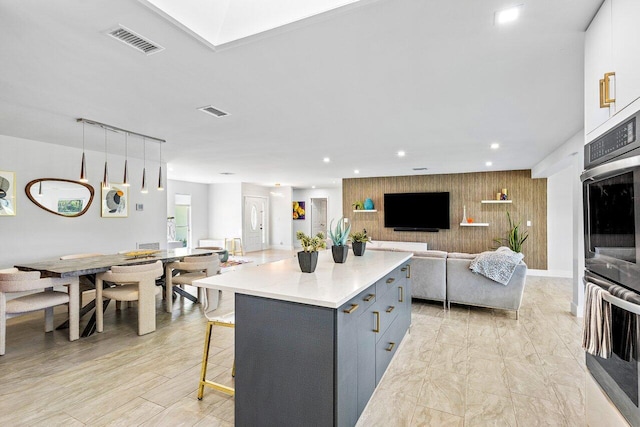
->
[107,25,164,55]
[198,105,230,118]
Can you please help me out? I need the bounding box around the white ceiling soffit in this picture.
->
[138,0,366,48]
[106,25,164,54]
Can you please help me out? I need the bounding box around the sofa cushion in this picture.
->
[447,252,477,260]
[412,250,447,259]
[469,247,525,285]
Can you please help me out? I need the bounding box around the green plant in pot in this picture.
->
[349,229,370,256]
[328,217,351,263]
[296,231,326,272]
[493,210,528,253]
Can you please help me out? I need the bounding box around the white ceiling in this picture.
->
[0,0,602,188]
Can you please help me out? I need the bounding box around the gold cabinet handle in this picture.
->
[386,277,395,284]
[343,303,359,314]
[399,286,404,303]
[401,267,407,272]
[363,293,375,302]
[604,71,616,104]
[386,342,396,352]
[406,264,411,278]
[373,311,380,333]
[386,306,395,313]
[600,78,607,108]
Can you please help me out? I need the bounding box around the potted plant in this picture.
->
[328,217,351,263]
[296,231,326,272]
[349,229,370,256]
[493,211,528,253]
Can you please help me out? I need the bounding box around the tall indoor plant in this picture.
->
[349,229,370,256]
[493,211,528,253]
[328,217,351,263]
[296,231,326,272]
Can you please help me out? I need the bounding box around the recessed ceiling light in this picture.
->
[198,105,230,117]
[354,169,360,174]
[485,161,493,167]
[495,5,522,25]
[220,172,235,175]
[168,166,174,172]
[490,143,500,149]
[397,151,406,157]
[323,157,330,163]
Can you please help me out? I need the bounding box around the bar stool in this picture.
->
[224,237,244,256]
[198,287,235,399]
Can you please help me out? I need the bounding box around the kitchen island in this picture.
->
[194,249,412,427]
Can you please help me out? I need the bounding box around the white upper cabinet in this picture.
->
[585,0,613,134]
[611,0,640,115]
[585,0,640,135]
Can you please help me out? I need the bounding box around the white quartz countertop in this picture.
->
[193,250,412,309]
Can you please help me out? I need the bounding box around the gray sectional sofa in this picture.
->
[369,247,527,318]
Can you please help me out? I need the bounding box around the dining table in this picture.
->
[14,248,214,336]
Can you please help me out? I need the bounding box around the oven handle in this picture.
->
[581,155,640,182]
[583,277,640,315]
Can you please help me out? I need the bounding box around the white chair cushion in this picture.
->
[102,284,161,301]
[6,291,69,314]
[209,311,235,325]
[172,272,206,285]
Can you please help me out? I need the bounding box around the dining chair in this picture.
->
[164,255,220,313]
[0,268,79,355]
[198,287,235,399]
[94,261,163,335]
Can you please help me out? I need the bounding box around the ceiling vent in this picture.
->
[198,105,230,118]
[107,25,164,55]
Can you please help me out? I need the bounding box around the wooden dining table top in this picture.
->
[14,248,214,278]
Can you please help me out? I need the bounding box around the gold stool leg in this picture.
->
[198,320,236,399]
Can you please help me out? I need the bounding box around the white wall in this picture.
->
[269,186,293,250]
[546,166,574,277]
[292,187,343,248]
[167,179,209,247]
[0,134,166,267]
[208,183,242,240]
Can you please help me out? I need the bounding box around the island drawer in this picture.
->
[375,314,405,384]
[338,284,377,320]
[372,281,403,342]
[376,265,406,298]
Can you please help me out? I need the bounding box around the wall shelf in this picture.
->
[460,222,489,227]
[353,209,377,212]
[481,200,513,204]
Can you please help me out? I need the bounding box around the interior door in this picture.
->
[244,196,267,253]
[311,198,327,237]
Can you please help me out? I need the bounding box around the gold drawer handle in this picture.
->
[604,71,616,104]
[386,342,396,352]
[599,78,607,108]
[401,267,407,272]
[373,311,380,333]
[399,286,404,303]
[363,294,375,302]
[343,303,359,314]
[386,278,395,284]
[386,306,395,313]
[406,264,411,278]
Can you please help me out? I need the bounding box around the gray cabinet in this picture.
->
[235,262,412,427]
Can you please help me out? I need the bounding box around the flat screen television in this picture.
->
[384,192,450,231]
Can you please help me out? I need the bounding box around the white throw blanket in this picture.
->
[469,246,524,285]
[582,281,612,359]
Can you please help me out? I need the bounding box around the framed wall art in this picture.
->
[293,201,305,220]
[101,184,128,218]
[0,170,16,216]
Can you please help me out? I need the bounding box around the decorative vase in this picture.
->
[332,245,348,263]
[352,241,366,256]
[297,251,319,273]
[364,198,374,210]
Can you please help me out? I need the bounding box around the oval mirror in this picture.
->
[25,178,95,217]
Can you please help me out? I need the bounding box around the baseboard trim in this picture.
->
[527,269,572,278]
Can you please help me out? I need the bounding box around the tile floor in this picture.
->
[0,251,586,426]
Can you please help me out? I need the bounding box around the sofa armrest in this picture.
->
[410,255,446,302]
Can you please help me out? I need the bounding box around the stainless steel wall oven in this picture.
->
[582,110,640,426]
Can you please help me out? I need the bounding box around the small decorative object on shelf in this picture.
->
[352,200,364,210]
[296,231,326,273]
[467,217,474,223]
[349,229,370,256]
[364,198,374,210]
[496,192,502,201]
[462,205,467,223]
[328,217,351,263]
[501,188,508,200]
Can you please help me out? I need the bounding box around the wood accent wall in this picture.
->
[342,170,547,269]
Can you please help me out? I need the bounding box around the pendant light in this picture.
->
[122,133,130,187]
[102,128,110,190]
[79,122,88,183]
[141,137,148,194]
[157,141,164,191]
